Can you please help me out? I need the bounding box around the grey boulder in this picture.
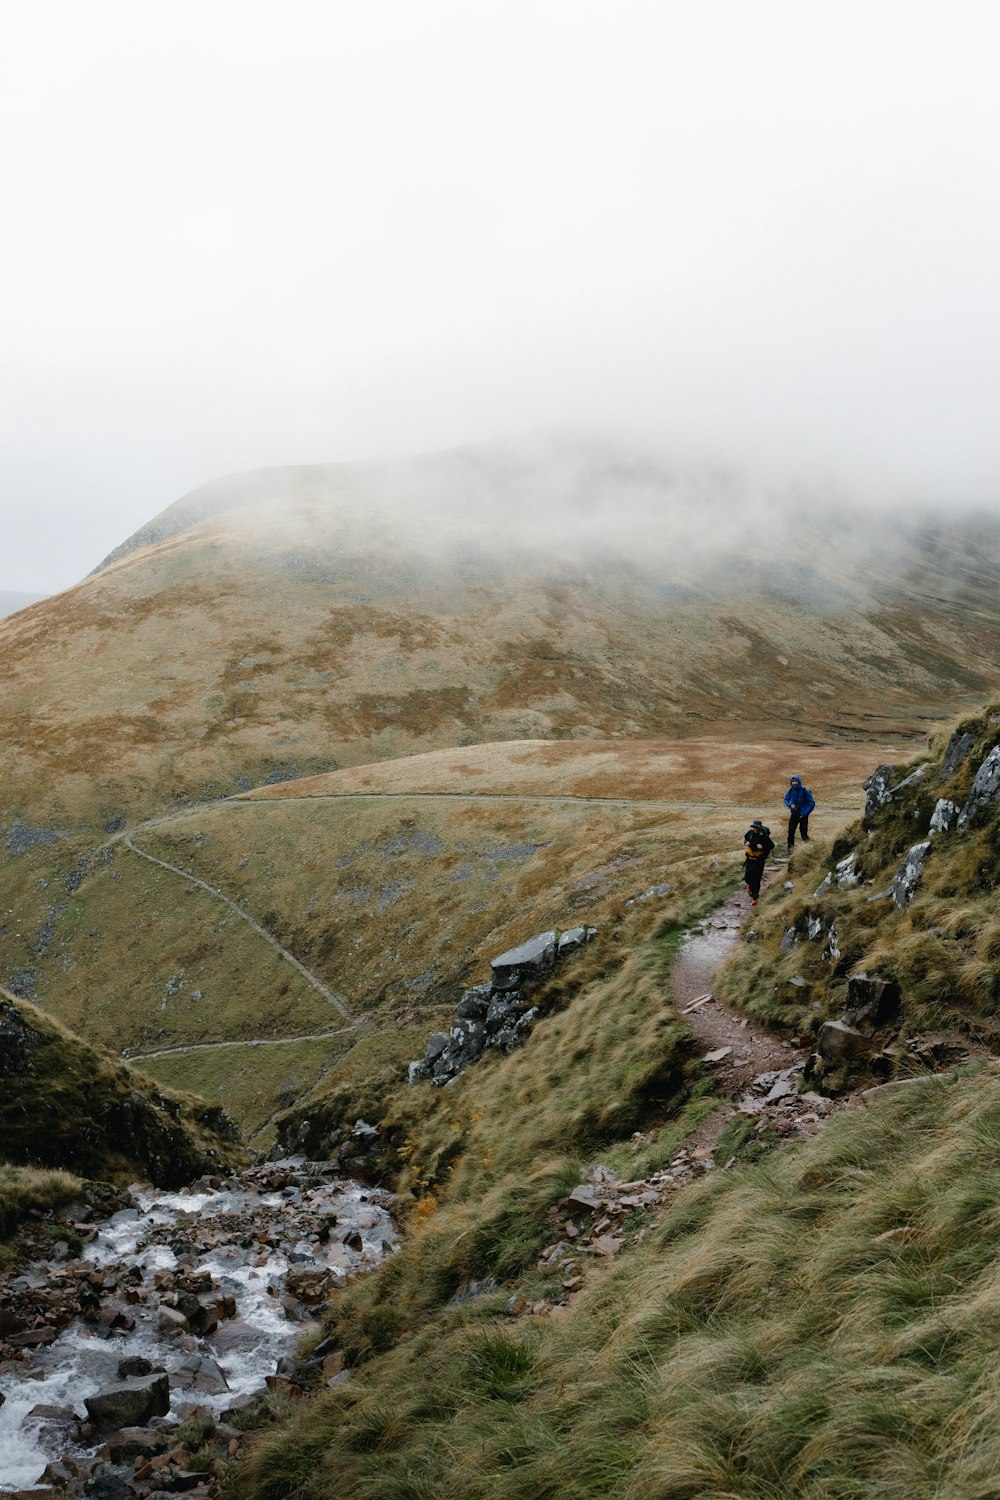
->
[490,931,557,992]
[84,1372,170,1428]
[817,1019,870,1065]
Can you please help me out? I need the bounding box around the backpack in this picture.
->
[744,825,773,858]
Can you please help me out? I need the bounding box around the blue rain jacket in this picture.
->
[784,780,815,815]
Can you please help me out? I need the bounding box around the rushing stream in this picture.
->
[0,1160,398,1491]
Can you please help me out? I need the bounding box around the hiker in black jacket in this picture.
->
[743,819,774,905]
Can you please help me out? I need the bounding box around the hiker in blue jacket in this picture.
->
[784,775,815,850]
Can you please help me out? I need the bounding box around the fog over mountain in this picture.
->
[0,591,46,619]
[4,2,1000,590]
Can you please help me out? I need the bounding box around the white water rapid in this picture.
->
[0,1161,397,1490]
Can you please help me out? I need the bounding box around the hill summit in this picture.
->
[2,436,1000,830]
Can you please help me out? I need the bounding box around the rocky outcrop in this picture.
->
[409,926,596,1086]
[490,932,558,993]
[892,842,930,908]
[958,744,1000,827]
[842,973,901,1031]
[943,729,976,776]
[889,765,928,802]
[930,798,959,834]
[863,764,895,818]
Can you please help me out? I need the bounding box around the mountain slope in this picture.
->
[0,987,243,1186]
[2,438,999,831]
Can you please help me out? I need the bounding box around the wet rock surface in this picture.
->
[0,1161,397,1496]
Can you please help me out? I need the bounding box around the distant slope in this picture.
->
[1,436,999,829]
[2,737,880,1136]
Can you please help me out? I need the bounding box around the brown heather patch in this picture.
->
[343,685,473,739]
[302,605,446,661]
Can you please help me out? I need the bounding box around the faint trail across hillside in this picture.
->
[122,835,352,1019]
[126,1025,360,1063]
[241,791,860,812]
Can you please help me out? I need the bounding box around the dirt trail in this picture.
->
[126,1024,360,1063]
[672,872,808,1099]
[122,835,353,1020]
[239,791,859,812]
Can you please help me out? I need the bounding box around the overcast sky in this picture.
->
[3,0,1000,591]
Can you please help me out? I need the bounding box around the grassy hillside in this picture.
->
[239,1068,1000,1500]
[1,738,876,1141]
[0,986,245,1186]
[225,710,1000,1499]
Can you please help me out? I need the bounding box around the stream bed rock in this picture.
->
[0,1160,398,1496]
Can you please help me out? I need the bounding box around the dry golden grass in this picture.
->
[235,964,1000,1500]
[244,735,885,811]
[9,736,874,1130]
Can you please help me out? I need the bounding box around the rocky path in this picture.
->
[525,872,834,1312]
[123,835,352,1019]
[672,875,808,1099]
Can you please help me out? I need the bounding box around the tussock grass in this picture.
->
[0,1163,82,1240]
[235,1071,1000,1499]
